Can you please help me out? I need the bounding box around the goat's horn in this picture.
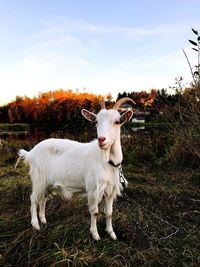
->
[113,97,136,110]
[101,98,105,109]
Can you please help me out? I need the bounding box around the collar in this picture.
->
[108,160,122,168]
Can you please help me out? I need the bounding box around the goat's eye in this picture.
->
[95,120,98,125]
[114,121,120,125]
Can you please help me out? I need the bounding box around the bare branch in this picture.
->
[182,49,197,87]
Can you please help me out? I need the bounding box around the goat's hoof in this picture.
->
[40,218,47,224]
[31,222,40,230]
[91,232,101,241]
[108,231,117,240]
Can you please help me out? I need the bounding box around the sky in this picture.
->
[0,0,200,105]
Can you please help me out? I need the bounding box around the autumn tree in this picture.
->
[6,89,103,128]
[0,105,9,123]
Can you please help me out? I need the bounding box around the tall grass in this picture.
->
[159,86,200,168]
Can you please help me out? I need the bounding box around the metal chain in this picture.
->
[122,189,180,242]
[134,197,179,241]
[118,165,128,188]
[118,165,180,241]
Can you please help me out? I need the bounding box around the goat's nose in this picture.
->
[98,136,106,144]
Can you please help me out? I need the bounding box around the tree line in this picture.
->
[0,88,185,125]
[0,89,103,126]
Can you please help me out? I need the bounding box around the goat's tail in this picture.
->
[15,149,29,169]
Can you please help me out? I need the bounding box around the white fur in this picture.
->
[17,108,132,240]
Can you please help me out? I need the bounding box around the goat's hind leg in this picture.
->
[30,168,47,230]
[39,197,47,224]
[30,192,40,230]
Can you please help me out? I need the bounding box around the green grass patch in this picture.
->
[0,123,30,132]
[125,121,176,129]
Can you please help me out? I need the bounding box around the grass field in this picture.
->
[0,123,30,132]
[0,158,200,266]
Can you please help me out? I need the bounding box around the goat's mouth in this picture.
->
[98,143,109,149]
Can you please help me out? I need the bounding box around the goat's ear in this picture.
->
[120,110,133,123]
[81,109,97,122]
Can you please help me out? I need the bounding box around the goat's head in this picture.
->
[81,97,135,149]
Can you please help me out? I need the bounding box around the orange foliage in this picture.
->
[7,89,104,124]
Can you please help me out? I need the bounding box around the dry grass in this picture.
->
[0,159,200,266]
[159,86,200,168]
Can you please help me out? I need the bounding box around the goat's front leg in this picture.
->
[88,192,100,241]
[104,195,117,240]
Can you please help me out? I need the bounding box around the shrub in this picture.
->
[0,139,37,165]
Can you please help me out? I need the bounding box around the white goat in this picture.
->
[16,97,135,240]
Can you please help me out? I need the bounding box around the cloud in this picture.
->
[38,16,187,40]
[0,16,196,105]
